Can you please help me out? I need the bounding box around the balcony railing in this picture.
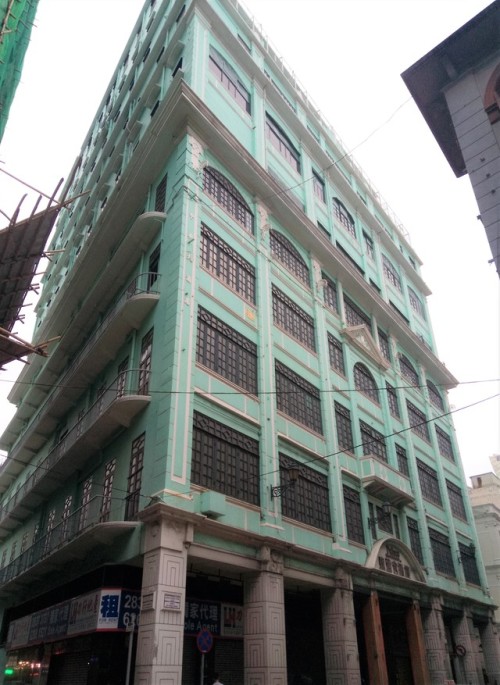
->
[361,455,414,507]
[0,495,137,590]
[0,369,150,534]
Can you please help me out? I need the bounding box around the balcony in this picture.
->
[0,272,159,487]
[360,455,414,507]
[0,369,150,536]
[0,495,139,599]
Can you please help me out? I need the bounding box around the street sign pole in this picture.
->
[200,652,205,685]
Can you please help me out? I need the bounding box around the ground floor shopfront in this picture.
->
[3,507,500,685]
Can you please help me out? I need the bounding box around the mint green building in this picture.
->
[0,0,39,142]
[0,1,499,683]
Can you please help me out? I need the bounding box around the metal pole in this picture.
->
[125,618,135,685]
[200,652,205,685]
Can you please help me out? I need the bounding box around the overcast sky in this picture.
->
[0,0,498,480]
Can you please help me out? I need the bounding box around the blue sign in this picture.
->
[196,629,213,654]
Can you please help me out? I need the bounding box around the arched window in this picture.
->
[427,380,444,410]
[270,230,310,286]
[399,354,419,388]
[203,166,254,233]
[333,198,356,237]
[354,362,379,403]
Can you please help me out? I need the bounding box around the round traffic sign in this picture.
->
[196,629,214,654]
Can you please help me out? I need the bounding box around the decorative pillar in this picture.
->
[453,609,481,685]
[362,591,388,685]
[405,601,431,685]
[321,569,361,685]
[422,596,451,683]
[135,508,192,685]
[479,616,500,684]
[244,546,286,685]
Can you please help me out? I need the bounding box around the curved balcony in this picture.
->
[0,272,159,488]
[360,455,414,507]
[0,369,150,536]
[0,495,139,599]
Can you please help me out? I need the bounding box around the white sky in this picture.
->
[0,0,498,480]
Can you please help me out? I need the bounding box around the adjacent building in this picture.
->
[0,0,499,683]
[402,0,500,276]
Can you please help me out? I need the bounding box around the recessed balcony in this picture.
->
[0,495,139,599]
[360,455,414,507]
[0,368,150,536]
[0,272,159,487]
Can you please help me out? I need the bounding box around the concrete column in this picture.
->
[453,610,481,685]
[244,546,286,685]
[479,616,500,684]
[321,569,361,685]
[405,600,431,685]
[362,591,388,685]
[135,511,192,685]
[422,596,451,683]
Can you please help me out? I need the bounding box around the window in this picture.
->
[344,295,371,329]
[78,479,92,532]
[343,485,365,544]
[203,167,254,233]
[363,232,375,260]
[354,363,379,403]
[407,517,424,564]
[378,329,391,362]
[447,480,467,520]
[270,230,310,286]
[154,174,167,212]
[197,307,258,394]
[436,426,454,462]
[200,225,256,302]
[125,434,145,519]
[386,383,400,418]
[399,354,419,387]
[408,286,426,319]
[209,46,251,113]
[390,301,409,324]
[272,285,315,351]
[429,529,455,577]
[322,273,338,312]
[382,255,402,291]
[396,444,409,476]
[459,543,481,585]
[333,198,356,237]
[265,113,300,173]
[100,459,116,522]
[427,380,444,410]
[279,454,331,531]
[328,333,345,374]
[61,495,73,540]
[312,171,325,202]
[335,402,353,452]
[117,358,129,398]
[138,328,153,395]
[417,459,442,505]
[192,412,259,505]
[407,401,430,442]
[147,245,161,291]
[275,361,323,434]
[360,420,387,462]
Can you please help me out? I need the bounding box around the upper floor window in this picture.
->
[396,444,409,476]
[399,354,419,388]
[138,328,153,395]
[266,113,300,173]
[382,255,402,291]
[125,434,145,520]
[270,230,310,286]
[272,285,315,351]
[417,459,441,506]
[407,517,424,564]
[360,420,387,462]
[209,46,251,113]
[275,360,322,434]
[200,225,256,303]
[427,380,444,411]
[429,528,455,577]
[333,198,356,238]
[363,232,375,260]
[344,295,371,329]
[459,543,481,585]
[279,454,331,531]
[197,307,258,395]
[446,480,467,520]
[408,286,426,319]
[203,166,254,233]
[407,401,430,442]
[154,174,167,212]
[386,383,400,418]
[192,412,259,505]
[328,333,345,375]
[343,485,365,545]
[335,401,353,452]
[312,171,325,202]
[436,426,454,462]
[378,329,391,362]
[354,363,379,404]
[322,273,338,313]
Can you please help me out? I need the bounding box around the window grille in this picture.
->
[344,295,371,329]
[209,46,251,113]
[407,401,430,442]
[382,255,402,291]
[270,230,310,286]
[125,434,145,520]
[203,166,254,233]
[138,328,153,395]
[459,543,481,585]
[396,444,409,476]
[429,529,455,577]
[265,113,300,173]
[436,426,454,462]
[322,273,338,312]
[378,329,391,361]
[154,174,167,211]
[312,171,325,202]
[446,480,467,520]
[279,454,331,531]
[101,459,116,522]
[327,333,345,374]
[407,517,424,564]
[272,285,315,351]
[408,286,426,319]
[275,360,322,434]
[343,485,365,544]
[200,225,255,302]
[386,383,400,418]
[427,380,444,410]
[335,402,353,452]
[360,420,387,462]
[399,354,419,387]
[364,232,375,260]
[354,363,379,403]
[417,459,442,505]
[333,198,356,237]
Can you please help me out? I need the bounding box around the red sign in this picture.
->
[196,629,213,654]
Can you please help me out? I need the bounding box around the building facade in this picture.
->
[402,0,500,276]
[0,1,499,684]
